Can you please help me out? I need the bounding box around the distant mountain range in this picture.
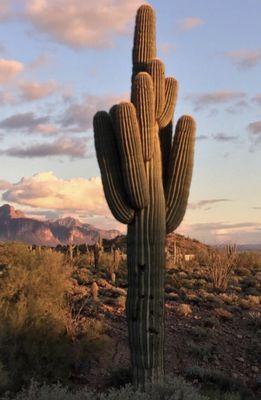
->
[0,204,120,246]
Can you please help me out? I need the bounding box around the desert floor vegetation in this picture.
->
[0,241,260,399]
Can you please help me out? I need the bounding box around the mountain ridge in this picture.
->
[0,204,120,245]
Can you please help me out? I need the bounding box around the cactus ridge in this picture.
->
[166,116,196,233]
[147,59,165,118]
[158,77,178,129]
[113,102,149,210]
[93,3,196,387]
[132,72,155,161]
[132,5,156,74]
[93,111,135,224]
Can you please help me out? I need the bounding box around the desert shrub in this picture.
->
[1,375,208,400]
[186,366,254,399]
[0,243,108,392]
[175,303,192,317]
[235,252,261,271]
[206,250,237,291]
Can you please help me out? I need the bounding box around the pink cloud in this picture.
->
[2,171,124,231]
[178,17,204,32]
[19,80,59,101]
[0,1,10,21]
[0,59,24,84]
[24,0,146,49]
[225,49,261,70]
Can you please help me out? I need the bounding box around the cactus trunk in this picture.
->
[127,133,165,385]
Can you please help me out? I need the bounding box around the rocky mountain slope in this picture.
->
[0,204,120,245]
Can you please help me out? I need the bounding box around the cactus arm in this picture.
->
[158,77,178,129]
[131,72,155,161]
[159,121,173,185]
[165,116,196,233]
[93,111,135,224]
[147,59,165,119]
[132,5,156,76]
[112,102,149,210]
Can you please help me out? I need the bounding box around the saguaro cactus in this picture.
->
[93,4,196,386]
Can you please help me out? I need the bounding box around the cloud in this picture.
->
[212,133,238,142]
[158,42,176,56]
[0,179,12,190]
[251,94,261,106]
[187,91,246,111]
[0,42,6,54]
[248,121,261,135]
[178,221,261,245]
[0,112,51,134]
[0,90,16,105]
[0,1,10,21]
[188,199,231,210]
[24,0,145,49]
[225,49,261,70]
[19,80,59,101]
[61,93,125,131]
[28,53,53,70]
[0,59,24,84]
[247,121,261,147]
[2,171,123,230]
[1,136,90,159]
[178,17,204,32]
[196,134,209,141]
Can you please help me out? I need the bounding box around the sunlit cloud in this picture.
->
[187,91,246,111]
[188,199,231,210]
[24,0,146,49]
[225,49,261,70]
[178,17,204,32]
[0,1,10,21]
[61,93,126,131]
[0,112,50,134]
[1,136,90,159]
[2,171,124,231]
[251,94,261,106]
[19,80,59,101]
[178,221,261,245]
[248,121,261,135]
[0,59,24,84]
[0,179,12,191]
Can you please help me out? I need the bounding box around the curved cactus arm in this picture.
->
[165,115,196,233]
[131,72,155,161]
[132,5,156,76]
[111,102,149,210]
[147,59,165,119]
[158,77,178,129]
[159,121,173,185]
[93,111,135,224]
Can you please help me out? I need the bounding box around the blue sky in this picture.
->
[0,0,260,244]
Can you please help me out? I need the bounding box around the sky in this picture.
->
[0,0,260,244]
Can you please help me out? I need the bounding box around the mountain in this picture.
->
[0,204,120,246]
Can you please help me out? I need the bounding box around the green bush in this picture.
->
[0,243,108,392]
[1,376,208,400]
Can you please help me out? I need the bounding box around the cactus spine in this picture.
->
[93,5,196,387]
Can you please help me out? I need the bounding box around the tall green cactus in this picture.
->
[93,4,196,387]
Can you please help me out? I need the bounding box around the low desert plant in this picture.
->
[1,375,209,400]
[207,249,237,291]
[0,243,108,392]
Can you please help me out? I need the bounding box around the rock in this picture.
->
[252,366,259,373]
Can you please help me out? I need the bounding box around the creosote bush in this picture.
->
[0,243,108,393]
